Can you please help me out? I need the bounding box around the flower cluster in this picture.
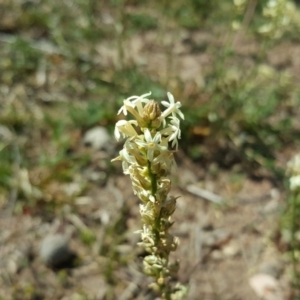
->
[112,92,187,299]
[231,0,248,31]
[232,0,300,39]
[258,0,300,39]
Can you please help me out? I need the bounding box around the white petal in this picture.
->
[116,120,138,137]
[153,132,161,143]
[127,92,151,102]
[177,109,185,120]
[149,195,156,202]
[167,92,175,104]
[147,149,154,161]
[144,129,152,143]
[161,100,170,107]
[114,126,122,140]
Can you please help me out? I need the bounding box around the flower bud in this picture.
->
[144,254,158,265]
[143,100,162,128]
[161,196,177,217]
[168,260,180,276]
[157,277,166,286]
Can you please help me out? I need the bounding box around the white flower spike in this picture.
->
[112,92,187,299]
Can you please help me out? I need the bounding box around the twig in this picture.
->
[186,184,223,204]
[0,33,64,55]
[233,0,258,46]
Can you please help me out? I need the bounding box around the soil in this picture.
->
[0,150,292,300]
[0,6,299,299]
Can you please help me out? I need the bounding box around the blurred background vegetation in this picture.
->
[1,0,300,299]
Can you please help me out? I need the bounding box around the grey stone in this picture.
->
[202,228,231,248]
[258,261,284,279]
[39,234,75,268]
[83,126,112,151]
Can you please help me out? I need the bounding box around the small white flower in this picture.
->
[160,116,181,149]
[114,120,138,140]
[268,0,278,8]
[287,154,300,176]
[140,225,155,246]
[132,184,155,203]
[112,146,138,174]
[129,165,152,190]
[118,92,151,116]
[290,175,300,191]
[140,203,156,223]
[135,129,166,161]
[125,142,147,166]
[152,151,176,173]
[157,178,171,195]
[161,92,185,121]
[126,92,152,115]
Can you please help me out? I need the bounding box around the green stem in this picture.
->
[148,160,157,195]
[147,159,172,299]
[291,192,300,290]
[147,160,161,242]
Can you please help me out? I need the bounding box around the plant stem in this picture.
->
[146,159,173,299]
[291,193,300,290]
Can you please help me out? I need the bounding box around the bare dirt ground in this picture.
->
[0,149,292,300]
[0,3,299,299]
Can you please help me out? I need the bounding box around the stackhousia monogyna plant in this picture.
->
[112,92,187,299]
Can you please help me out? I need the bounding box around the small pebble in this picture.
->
[222,241,240,257]
[249,273,284,300]
[211,249,223,261]
[83,126,112,151]
[258,261,284,279]
[39,234,75,268]
[202,228,231,248]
